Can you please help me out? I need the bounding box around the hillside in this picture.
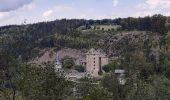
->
[31,48,85,65]
[1,15,170,100]
[0,14,168,61]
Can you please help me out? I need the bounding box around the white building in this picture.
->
[54,54,62,71]
[114,69,126,85]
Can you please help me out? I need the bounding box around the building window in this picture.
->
[94,61,95,63]
[94,58,95,60]
[94,64,95,66]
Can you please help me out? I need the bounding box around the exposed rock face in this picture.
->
[31,48,86,65]
[31,49,57,65]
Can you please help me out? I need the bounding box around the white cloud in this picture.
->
[42,5,73,19]
[43,10,54,18]
[0,0,33,12]
[18,3,36,11]
[112,0,119,7]
[146,0,159,9]
[135,0,170,17]
[80,14,87,19]
[146,0,170,9]
[55,5,74,12]
[134,11,153,17]
[0,12,10,20]
[165,12,170,16]
[138,0,170,10]
[0,14,36,26]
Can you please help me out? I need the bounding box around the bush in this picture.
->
[74,65,85,72]
[103,61,119,73]
[62,57,74,69]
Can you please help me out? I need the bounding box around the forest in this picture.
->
[1,14,170,100]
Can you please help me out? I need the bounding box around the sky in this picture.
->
[0,0,170,26]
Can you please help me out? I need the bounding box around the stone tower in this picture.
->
[86,48,109,77]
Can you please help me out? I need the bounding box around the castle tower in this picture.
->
[86,48,109,77]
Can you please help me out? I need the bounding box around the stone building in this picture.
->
[86,48,109,77]
[54,48,109,78]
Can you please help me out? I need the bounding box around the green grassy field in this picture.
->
[91,25,122,31]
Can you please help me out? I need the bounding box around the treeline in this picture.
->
[89,14,168,34]
[0,14,168,36]
[0,14,168,35]
[115,14,168,34]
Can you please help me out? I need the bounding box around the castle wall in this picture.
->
[101,57,109,67]
[86,54,100,77]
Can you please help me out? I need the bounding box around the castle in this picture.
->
[86,48,109,77]
[55,48,109,78]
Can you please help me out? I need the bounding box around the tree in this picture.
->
[101,73,122,100]
[124,75,170,100]
[123,51,154,81]
[124,77,156,100]
[102,61,119,73]
[0,50,19,100]
[81,86,111,100]
[151,75,170,100]
[16,62,72,100]
[74,77,112,100]
[151,14,167,34]
[62,57,75,69]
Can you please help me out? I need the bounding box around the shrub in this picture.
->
[103,61,119,73]
[62,57,74,69]
[74,65,85,72]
